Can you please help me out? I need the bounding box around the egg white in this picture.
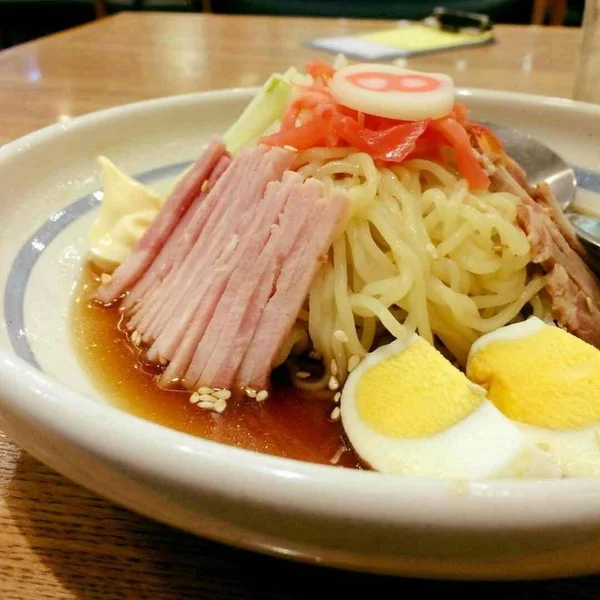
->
[341,337,561,479]
[518,423,600,477]
[467,316,548,361]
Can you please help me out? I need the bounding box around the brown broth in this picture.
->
[71,265,362,469]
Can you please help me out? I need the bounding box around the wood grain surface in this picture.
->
[0,13,598,598]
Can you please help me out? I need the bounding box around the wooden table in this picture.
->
[0,13,597,599]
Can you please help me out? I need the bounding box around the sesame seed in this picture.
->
[198,386,214,395]
[334,391,341,403]
[347,355,360,372]
[201,180,209,192]
[100,273,112,284]
[296,371,311,379]
[198,401,215,410]
[131,330,142,346]
[328,375,339,391]
[309,350,322,360]
[586,297,594,311]
[245,387,257,398]
[333,330,349,343]
[330,406,341,421]
[256,390,269,402]
[198,394,215,403]
[330,359,338,377]
[189,392,200,405]
[536,442,550,452]
[283,145,298,152]
[329,445,345,465]
[212,389,231,400]
[214,398,227,413]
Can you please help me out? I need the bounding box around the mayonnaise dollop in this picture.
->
[89,157,163,273]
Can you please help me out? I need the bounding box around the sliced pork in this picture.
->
[517,200,600,308]
[530,183,586,260]
[96,136,227,304]
[485,157,600,346]
[546,264,600,347]
[485,147,587,260]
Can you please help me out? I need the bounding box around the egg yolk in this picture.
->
[467,327,600,430]
[356,338,483,438]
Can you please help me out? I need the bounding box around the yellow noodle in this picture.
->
[332,235,365,357]
[436,222,477,257]
[286,150,542,387]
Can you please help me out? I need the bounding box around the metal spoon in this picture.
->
[484,121,600,255]
[568,212,600,273]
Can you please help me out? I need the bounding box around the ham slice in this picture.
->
[122,154,232,314]
[142,148,273,346]
[161,172,301,385]
[146,146,296,363]
[238,189,350,389]
[95,136,227,304]
[184,177,322,390]
[126,149,261,335]
[203,259,276,389]
[99,137,352,393]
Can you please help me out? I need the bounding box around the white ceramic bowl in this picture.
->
[2,88,600,580]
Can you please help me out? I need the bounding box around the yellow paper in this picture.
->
[358,24,493,53]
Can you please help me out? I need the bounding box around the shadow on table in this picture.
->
[6,451,600,599]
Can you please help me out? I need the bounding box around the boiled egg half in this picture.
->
[340,334,560,479]
[467,317,600,477]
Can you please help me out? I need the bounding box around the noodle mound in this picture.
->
[281,148,546,389]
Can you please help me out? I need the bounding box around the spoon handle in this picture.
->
[574,0,600,103]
